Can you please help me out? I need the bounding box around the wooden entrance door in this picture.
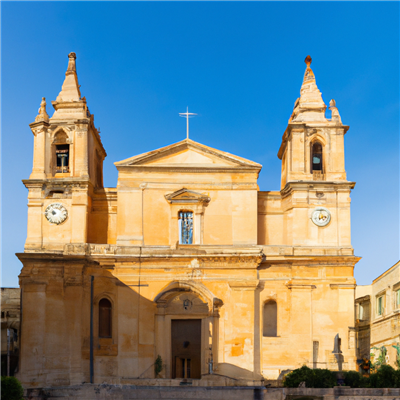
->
[171,319,201,379]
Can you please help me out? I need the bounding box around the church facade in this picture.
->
[17,53,359,388]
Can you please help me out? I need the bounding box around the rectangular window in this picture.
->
[359,304,364,320]
[377,296,383,316]
[396,289,400,308]
[179,211,193,244]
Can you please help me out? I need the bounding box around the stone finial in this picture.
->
[55,52,81,103]
[35,97,49,122]
[303,55,315,83]
[66,52,77,74]
[329,99,342,124]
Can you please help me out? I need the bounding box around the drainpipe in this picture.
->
[7,328,10,376]
[90,276,94,383]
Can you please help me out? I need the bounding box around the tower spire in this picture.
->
[291,55,327,122]
[51,52,88,120]
[55,52,81,103]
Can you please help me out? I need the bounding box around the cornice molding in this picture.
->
[116,165,260,174]
[281,181,356,198]
[330,283,356,289]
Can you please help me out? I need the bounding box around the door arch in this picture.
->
[154,282,223,379]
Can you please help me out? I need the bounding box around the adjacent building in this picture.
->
[1,288,21,376]
[355,261,400,370]
[16,53,359,388]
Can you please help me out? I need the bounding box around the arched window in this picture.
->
[311,142,323,173]
[99,298,112,338]
[179,211,193,244]
[53,131,70,173]
[263,300,277,337]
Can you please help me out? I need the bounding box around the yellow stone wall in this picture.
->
[17,54,360,388]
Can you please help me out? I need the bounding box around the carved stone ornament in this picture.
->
[44,203,68,225]
[311,207,331,227]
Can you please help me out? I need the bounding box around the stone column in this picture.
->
[155,301,167,378]
[71,186,89,244]
[24,183,44,250]
[74,121,89,179]
[228,280,259,375]
[18,281,47,386]
[29,122,49,180]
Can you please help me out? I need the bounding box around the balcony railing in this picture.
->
[55,166,69,173]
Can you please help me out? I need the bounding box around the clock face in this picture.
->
[311,207,331,227]
[45,203,68,225]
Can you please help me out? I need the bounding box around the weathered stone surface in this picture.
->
[355,261,400,369]
[18,53,359,389]
[24,385,400,400]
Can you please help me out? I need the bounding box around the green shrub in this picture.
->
[1,376,24,400]
[283,365,336,388]
[394,369,400,388]
[313,368,337,388]
[359,375,371,388]
[369,364,397,388]
[344,370,363,388]
[154,355,163,377]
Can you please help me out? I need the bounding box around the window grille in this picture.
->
[179,211,193,245]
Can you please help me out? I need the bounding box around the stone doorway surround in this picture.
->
[154,281,223,379]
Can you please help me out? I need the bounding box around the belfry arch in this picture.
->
[154,281,223,379]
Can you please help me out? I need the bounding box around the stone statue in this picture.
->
[35,97,49,123]
[329,99,342,124]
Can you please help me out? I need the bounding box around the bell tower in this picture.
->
[24,52,106,250]
[278,56,348,187]
[277,56,355,249]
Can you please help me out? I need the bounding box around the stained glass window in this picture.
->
[179,211,193,244]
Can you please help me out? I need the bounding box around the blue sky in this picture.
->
[1,2,399,287]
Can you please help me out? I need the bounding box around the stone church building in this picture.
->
[17,53,359,388]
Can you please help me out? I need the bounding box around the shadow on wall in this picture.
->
[216,363,264,381]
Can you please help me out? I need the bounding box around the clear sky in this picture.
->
[1,2,399,287]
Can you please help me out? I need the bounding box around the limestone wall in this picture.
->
[24,384,400,400]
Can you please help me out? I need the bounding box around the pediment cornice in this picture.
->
[115,139,262,173]
[164,188,210,205]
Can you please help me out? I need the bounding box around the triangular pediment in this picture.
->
[115,139,261,171]
[165,188,210,204]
